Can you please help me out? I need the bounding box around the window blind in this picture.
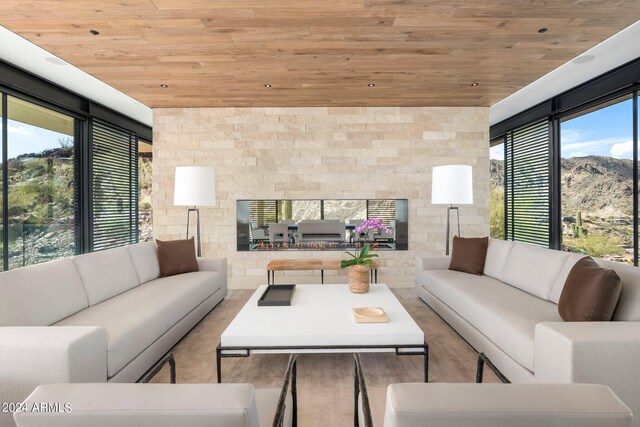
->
[505,119,550,247]
[249,200,277,226]
[91,120,138,251]
[367,200,396,225]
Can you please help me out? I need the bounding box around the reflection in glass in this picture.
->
[560,97,633,263]
[323,200,366,222]
[239,199,408,251]
[7,96,76,269]
[290,200,321,221]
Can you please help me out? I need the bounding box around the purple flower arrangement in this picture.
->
[355,218,391,234]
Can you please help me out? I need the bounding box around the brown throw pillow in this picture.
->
[156,237,199,278]
[448,236,489,275]
[558,256,621,321]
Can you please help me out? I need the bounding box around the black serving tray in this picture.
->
[258,284,296,306]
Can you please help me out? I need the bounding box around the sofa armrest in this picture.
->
[535,321,640,423]
[198,257,227,294]
[1,326,107,427]
[415,255,450,287]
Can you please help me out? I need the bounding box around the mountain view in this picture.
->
[490,155,633,263]
[4,147,153,268]
[5,145,76,269]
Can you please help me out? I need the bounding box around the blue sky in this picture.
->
[561,98,634,160]
[491,98,635,161]
[0,119,73,159]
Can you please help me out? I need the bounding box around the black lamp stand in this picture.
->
[185,206,202,257]
[445,205,461,256]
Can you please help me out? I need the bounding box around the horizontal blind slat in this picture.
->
[505,119,550,247]
[91,119,138,252]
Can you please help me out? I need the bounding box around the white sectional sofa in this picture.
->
[415,239,640,426]
[0,242,227,427]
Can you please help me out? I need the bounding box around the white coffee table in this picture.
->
[217,284,428,382]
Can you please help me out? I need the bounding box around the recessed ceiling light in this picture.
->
[470,82,479,87]
[368,83,375,87]
[572,54,596,64]
[264,83,272,88]
[537,28,548,34]
[45,56,67,66]
[160,84,168,88]
[89,29,100,35]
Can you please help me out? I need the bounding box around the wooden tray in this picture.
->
[258,284,296,306]
[353,307,389,323]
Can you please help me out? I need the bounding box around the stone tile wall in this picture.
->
[153,107,489,288]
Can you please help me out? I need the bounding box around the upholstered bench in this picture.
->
[14,356,298,427]
[354,354,632,427]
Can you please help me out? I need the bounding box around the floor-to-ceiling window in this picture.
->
[490,139,505,239]
[6,96,77,268]
[560,96,634,263]
[1,62,152,268]
[491,57,640,264]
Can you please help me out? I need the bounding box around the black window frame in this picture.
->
[490,56,640,265]
[0,60,151,269]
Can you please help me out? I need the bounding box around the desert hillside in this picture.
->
[491,156,632,219]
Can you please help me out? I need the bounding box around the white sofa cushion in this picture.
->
[546,254,640,319]
[597,259,640,321]
[422,270,561,371]
[546,252,584,304]
[73,247,140,306]
[501,242,570,300]
[483,239,514,280]
[56,271,221,377]
[15,383,261,427]
[126,242,160,284]
[0,258,88,326]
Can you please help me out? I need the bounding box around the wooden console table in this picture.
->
[267,259,378,284]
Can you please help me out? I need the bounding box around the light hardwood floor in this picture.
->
[151,288,498,426]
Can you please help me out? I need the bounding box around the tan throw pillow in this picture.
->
[156,237,199,278]
[558,256,621,321]
[448,236,489,275]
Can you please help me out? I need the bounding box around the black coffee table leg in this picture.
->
[424,342,429,383]
[216,344,222,383]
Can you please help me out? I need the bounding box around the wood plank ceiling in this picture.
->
[1,1,638,108]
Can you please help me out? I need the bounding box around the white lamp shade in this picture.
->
[174,166,216,206]
[431,165,473,205]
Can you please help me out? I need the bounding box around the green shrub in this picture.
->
[489,185,505,239]
[568,233,625,258]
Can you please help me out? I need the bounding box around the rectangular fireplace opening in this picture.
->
[236,199,408,251]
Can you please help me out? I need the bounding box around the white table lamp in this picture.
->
[174,166,216,257]
[431,165,473,255]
